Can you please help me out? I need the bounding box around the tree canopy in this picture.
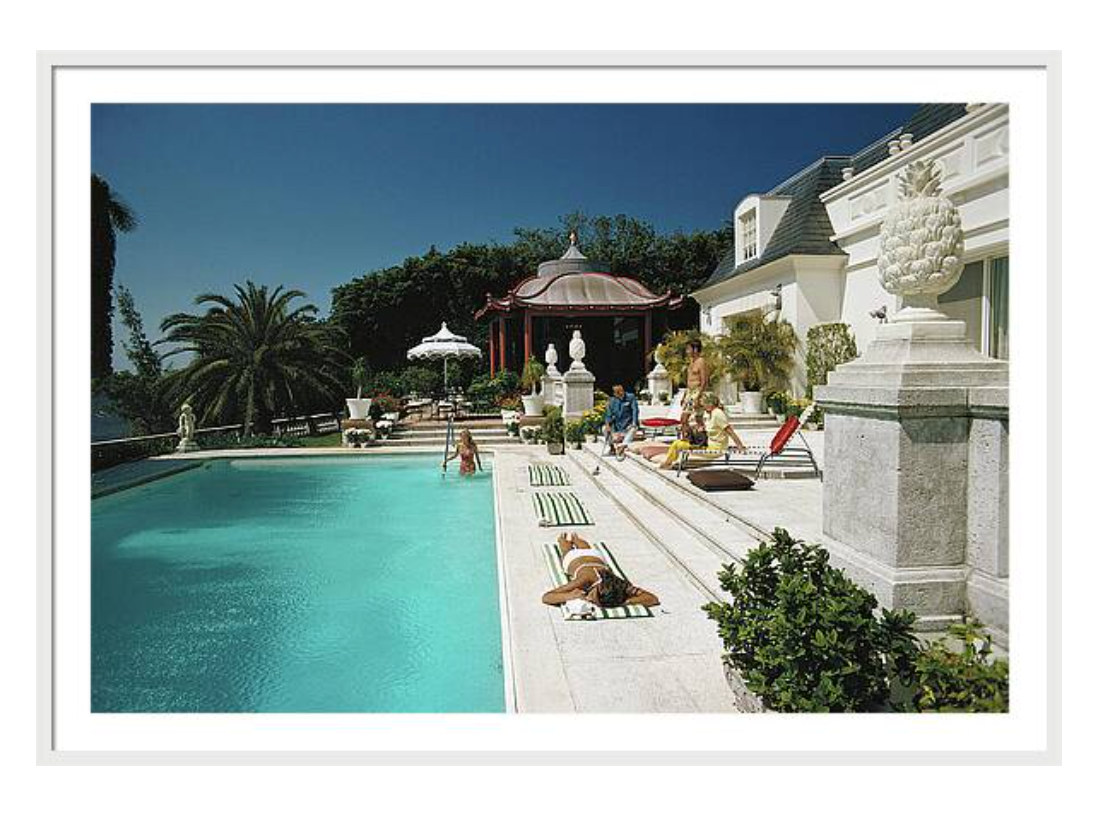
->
[91,174,137,380]
[330,213,730,372]
[159,281,349,434]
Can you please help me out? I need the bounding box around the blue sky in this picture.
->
[93,103,918,370]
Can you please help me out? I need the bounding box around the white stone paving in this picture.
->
[492,445,737,713]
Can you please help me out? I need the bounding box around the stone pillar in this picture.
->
[813,159,1009,645]
[541,343,562,406]
[562,330,595,419]
[646,347,672,403]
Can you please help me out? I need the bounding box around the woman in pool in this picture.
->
[541,532,660,609]
[443,428,482,475]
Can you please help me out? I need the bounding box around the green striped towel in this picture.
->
[533,490,592,526]
[529,463,570,486]
[542,541,653,620]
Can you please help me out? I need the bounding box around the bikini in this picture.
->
[561,547,609,582]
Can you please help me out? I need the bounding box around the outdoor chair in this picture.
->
[641,389,686,439]
[675,408,821,479]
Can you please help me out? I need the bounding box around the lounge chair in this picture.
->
[640,389,686,439]
[675,408,821,478]
[541,541,653,620]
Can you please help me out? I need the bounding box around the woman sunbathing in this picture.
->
[541,532,660,609]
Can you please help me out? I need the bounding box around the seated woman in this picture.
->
[442,428,482,475]
[658,394,744,470]
[541,532,660,610]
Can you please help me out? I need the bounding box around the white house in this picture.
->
[691,103,1009,400]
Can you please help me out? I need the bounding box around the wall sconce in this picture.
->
[769,283,783,313]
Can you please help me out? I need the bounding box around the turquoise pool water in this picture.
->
[91,456,504,713]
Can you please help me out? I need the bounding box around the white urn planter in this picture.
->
[522,389,545,417]
[346,398,373,420]
[740,391,764,415]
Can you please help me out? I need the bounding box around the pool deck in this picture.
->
[118,428,828,713]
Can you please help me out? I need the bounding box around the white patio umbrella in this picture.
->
[406,321,483,394]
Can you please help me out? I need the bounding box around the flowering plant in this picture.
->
[343,427,374,447]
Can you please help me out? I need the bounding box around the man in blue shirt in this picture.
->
[604,383,640,461]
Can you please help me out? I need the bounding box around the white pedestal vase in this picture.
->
[522,390,545,417]
[739,391,764,415]
[346,398,372,420]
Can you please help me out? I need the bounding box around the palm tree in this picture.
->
[718,313,799,392]
[159,281,349,435]
[91,174,138,380]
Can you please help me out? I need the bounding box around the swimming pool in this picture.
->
[91,456,506,713]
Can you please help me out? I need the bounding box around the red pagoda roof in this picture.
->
[475,235,682,318]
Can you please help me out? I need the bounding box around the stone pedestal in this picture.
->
[814,316,1009,644]
[562,366,595,419]
[175,439,199,454]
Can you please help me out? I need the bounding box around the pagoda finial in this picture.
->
[569,230,578,247]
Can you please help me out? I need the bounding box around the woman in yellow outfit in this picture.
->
[658,393,745,470]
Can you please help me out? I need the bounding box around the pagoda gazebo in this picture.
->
[475,235,684,391]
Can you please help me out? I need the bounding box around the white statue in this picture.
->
[545,342,560,375]
[568,330,586,370]
[877,159,964,321]
[176,402,198,453]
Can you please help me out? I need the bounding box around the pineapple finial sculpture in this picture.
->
[877,160,964,319]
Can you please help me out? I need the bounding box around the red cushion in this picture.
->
[642,417,680,428]
[769,416,800,455]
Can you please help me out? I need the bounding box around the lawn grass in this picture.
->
[287,432,345,448]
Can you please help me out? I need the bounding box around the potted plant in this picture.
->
[565,419,585,450]
[520,356,546,416]
[540,404,565,455]
[703,528,918,713]
[718,315,798,415]
[346,356,375,420]
[765,389,789,422]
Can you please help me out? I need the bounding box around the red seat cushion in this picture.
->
[769,416,800,455]
[642,417,680,428]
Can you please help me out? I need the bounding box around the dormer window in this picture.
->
[739,210,758,260]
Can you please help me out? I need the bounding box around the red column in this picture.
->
[489,320,497,378]
[498,316,507,373]
[524,312,533,364]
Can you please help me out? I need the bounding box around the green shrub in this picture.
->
[806,322,858,395]
[564,420,585,446]
[351,356,374,398]
[899,621,1009,713]
[764,389,790,415]
[703,528,918,712]
[466,370,520,411]
[540,404,565,444]
[655,330,726,387]
[520,357,545,393]
[718,314,799,393]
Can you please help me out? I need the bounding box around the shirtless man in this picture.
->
[680,338,709,428]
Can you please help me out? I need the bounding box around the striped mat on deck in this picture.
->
[528,463,570,486]
[542,542,653,620]
[532,490,592,526]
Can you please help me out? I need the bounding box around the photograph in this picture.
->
[87,97,1012,717]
